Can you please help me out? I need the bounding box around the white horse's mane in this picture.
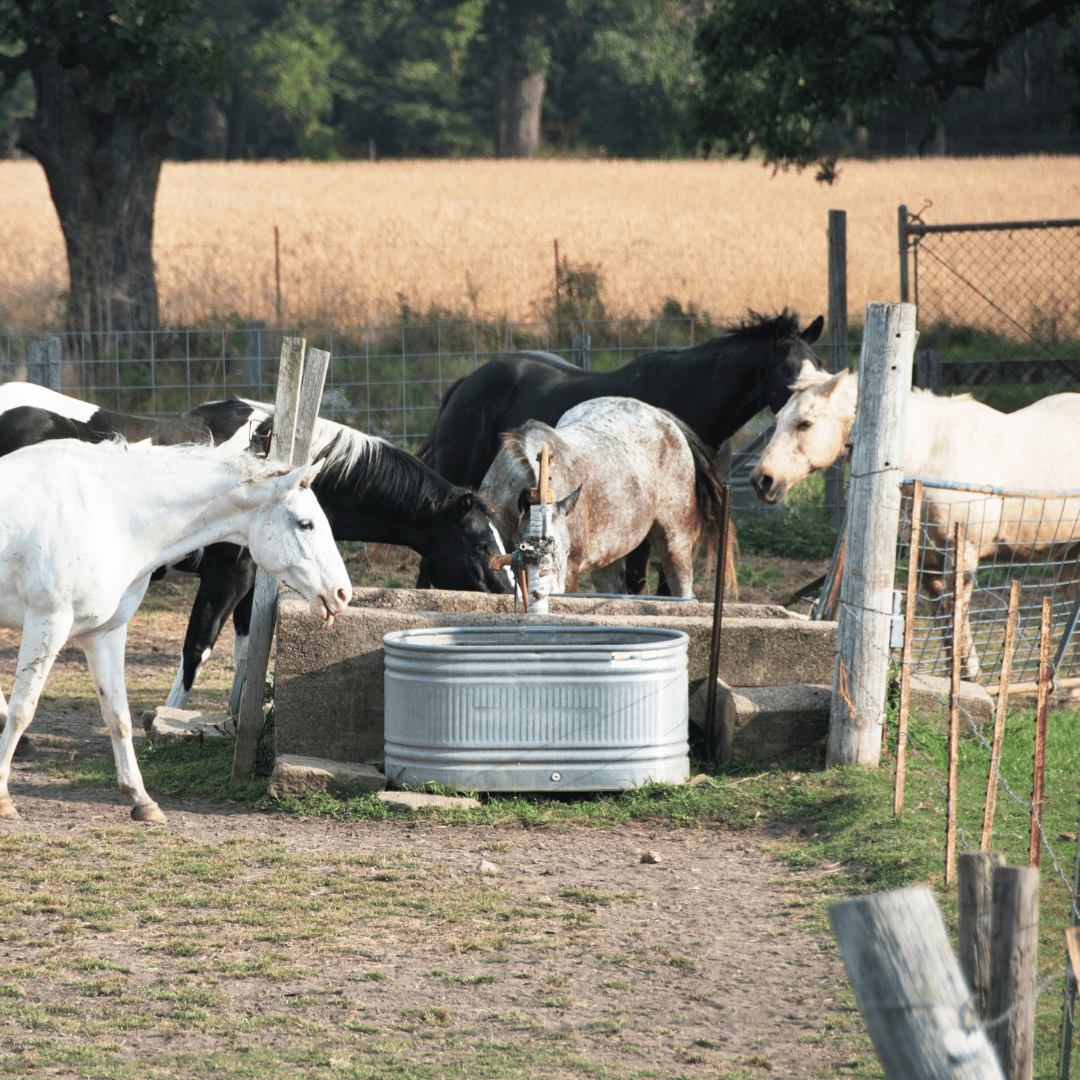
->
[50,434,296,483]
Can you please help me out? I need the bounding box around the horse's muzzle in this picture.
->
[750,468,787,504]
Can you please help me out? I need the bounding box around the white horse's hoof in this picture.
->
[0,796,20,819]
[131,802,167,824]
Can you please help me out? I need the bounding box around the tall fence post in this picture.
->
[958,851,1005,1020]
[830,886,1005,1080]
[231,338,331,778]
[990,865,1039,1080]
[898,204,910,303]
[26,336,62,391]
[572,331,590,370]
[825,209,848,530]
[828,302,917,767]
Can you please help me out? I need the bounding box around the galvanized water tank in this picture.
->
[382,626,689,792]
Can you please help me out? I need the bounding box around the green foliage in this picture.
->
[690,0,1080,173]
[736,472,839,560]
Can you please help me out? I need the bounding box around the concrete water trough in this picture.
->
[382,625,690,792]
[274,587,839,770]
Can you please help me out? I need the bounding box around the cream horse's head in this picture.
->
[750,369,857,504]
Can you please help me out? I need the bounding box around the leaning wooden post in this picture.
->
[946,521,966,888]
[983,580,1020,850]
[990,865,1039,1080]
[829,886,1005,1080]
[231,340,331,779]
[1056,806,1080,1080]
[1030,596,1052,868]
[824,209,848,531]
[958,850,1005,1020]
[827,302,917,767]
[894,478,923,816]
[704,484,732,762]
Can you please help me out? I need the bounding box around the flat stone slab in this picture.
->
[904,672,994,731]
[267,755,387,798]
[145,706,232,743]
[690,681,831,764]
[376,790,481,811]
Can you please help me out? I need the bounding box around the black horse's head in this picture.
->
[754,310,825,415]
[424,491,514,594]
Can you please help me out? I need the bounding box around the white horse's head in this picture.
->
[750,369,857,503]
[238,459,351,626]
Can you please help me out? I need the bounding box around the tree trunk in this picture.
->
[495,69,546,157]
[16,58,183,343]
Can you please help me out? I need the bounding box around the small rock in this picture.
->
[268,755,387,798]
[376,790,480,811]
[478,859,501,876]
[640,851,662,864]
[1060,832,1077,842]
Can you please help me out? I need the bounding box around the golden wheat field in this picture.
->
[0,156,1077,330]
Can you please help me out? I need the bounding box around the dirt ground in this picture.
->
[0,576,866,1079]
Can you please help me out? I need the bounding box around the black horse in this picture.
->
[417,310,824,590]
[0,394,511,707]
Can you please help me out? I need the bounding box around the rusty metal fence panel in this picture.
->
[895,476,1080,687]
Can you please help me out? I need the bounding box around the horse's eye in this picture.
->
[796,419,813,432]
[299,519,315,531]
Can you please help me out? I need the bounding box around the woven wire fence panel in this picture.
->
[0,316,750,447]
[909,214,1080,356]
[895,477,1080,685]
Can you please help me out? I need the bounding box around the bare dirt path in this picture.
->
[0,588,868,1079]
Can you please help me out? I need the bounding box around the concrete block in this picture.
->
[266,755,387,798]
[145,706,231,743]
[274,590,837,766]
[377,790,481,811]
[903,672,994,731]
[689,682,831,764]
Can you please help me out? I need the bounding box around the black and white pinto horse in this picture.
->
[417,310,825,591]
[0,384,511,708]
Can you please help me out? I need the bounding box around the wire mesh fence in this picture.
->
[902,209,1080,359]
[895,476,1080,686]
[0,315,789,446]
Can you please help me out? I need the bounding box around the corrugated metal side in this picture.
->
[383,626,689,792]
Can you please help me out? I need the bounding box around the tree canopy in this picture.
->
[690,0,1080,174]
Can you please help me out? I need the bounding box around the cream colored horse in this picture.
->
[750,369,1080,679]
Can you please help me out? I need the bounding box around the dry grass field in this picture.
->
[0,155,1077,331]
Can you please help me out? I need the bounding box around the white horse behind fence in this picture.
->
[750,369,1080,679]
[0,438,351,823]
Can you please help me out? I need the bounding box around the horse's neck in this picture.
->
[901,392,953,475]
[117,457,258,574]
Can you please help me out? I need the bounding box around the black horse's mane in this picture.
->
[724,308,802,343]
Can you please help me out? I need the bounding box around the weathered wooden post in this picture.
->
[26,336,62,391]
[231,338,331,778]
[827,302,917,767]
[989,865,1039,1080]
[572,331,590,370]
[243,320,265,400]
[825,209,848,530]
[958,851,1005,1020]
[830,886,1005,1079]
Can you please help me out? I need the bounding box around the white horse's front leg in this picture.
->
[81,626,166,823]
[0,612,73,818]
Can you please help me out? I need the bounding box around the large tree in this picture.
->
[690,0,1080,174]
[0,0,223,337]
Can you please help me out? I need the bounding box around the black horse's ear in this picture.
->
[456,491,474,517]
[517,488,531,517]
[801,315,824,345]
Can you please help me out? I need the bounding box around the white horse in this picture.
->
[479,397,725,604]
[0,438,351,823]
[750,369,1080,678]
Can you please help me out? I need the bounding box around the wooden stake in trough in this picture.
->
[1030,595,1052,868]
[231,338,331,779]
[982,579,1020,850]
[945,521,966,887]
[704,483,732,762]
[893,479,923,817]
